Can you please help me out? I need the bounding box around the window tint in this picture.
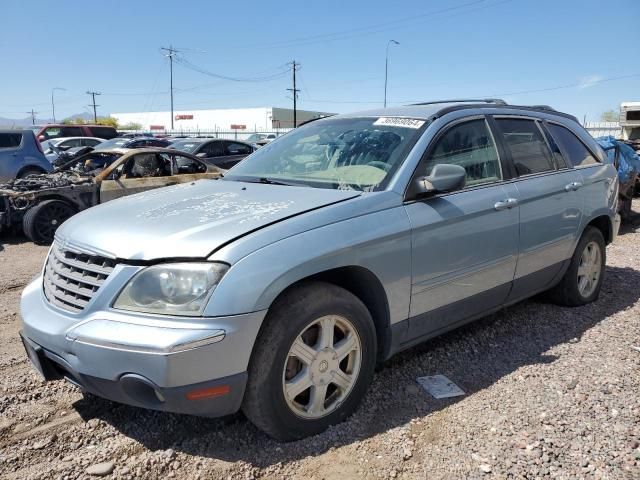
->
[424,119,501,186]
[547,123,599,167]
[90,127,117,139]
[60,126,84,137]
[224,141,252,156]
[202,141,224,157]
[0,133,22,148]
[496,119,555,176]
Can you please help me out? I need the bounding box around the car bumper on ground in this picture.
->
[20,276,267,417]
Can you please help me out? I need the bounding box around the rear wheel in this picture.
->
[17,167,44,179]
[242,281,377,441]
[547,226,605,306]
[23,200,75,245]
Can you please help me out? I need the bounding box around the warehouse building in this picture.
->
[111,106,335,133]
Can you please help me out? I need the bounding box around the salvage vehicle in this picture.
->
[42,137,105,163]
[169,138,255,169]
[1,148,220,243]
[0,130,52,181]
[597,136,640,217]
[20,100,619,441]
[94,137,171,150]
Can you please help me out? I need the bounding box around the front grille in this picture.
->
[43,242,116,313]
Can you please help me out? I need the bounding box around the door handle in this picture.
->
[494,198,518,211]
[565,182,583,192]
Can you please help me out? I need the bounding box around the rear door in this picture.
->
[220,141,253,169]
[405,116,519,339]
[492,116,584,301]
[0,132,24,180]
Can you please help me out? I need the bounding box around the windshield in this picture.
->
[93,137,130,150]
[170,140,202,153]
[225,117,425,191]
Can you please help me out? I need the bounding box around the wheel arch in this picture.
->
[16,165,47,178]
[258,266,392,362]
[584,214,613,244]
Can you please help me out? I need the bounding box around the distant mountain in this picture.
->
[0,112,108,129]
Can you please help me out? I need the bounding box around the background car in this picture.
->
[169,138,254,169]
[42,137,105,162]
[94,137,171,150]
[0,130,52,181]
[31,124,117,142]
[245,132,278,147]
[0,148,221,244]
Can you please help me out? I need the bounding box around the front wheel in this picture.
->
[548,226,606,306]
[23,200,76,245]
[242,281,377,441]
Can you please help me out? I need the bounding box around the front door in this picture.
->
[404,117,519,340]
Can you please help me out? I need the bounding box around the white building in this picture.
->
[111,106,335,133]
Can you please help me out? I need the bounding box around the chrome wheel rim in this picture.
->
[282,315,362,419]
[577,241,602,298]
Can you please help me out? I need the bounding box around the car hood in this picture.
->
[55,179,360,260]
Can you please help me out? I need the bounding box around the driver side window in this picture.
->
[424,119,502,187]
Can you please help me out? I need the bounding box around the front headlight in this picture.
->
[113,262,228,316]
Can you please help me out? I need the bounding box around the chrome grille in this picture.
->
[43,242,116,313]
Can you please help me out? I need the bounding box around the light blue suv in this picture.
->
[20,100,619,441]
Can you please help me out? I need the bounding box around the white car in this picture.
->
[42,137,105,162]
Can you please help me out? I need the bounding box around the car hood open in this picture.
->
[55,179,360,260]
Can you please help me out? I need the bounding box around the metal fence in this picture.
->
[141,128,293,141]
[583,122,621,138]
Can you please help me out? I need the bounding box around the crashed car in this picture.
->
[597,136,640,218]
[0,148,221,244]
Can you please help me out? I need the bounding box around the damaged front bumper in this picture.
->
[20,275,266,417]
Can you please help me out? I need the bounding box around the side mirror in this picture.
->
[38,135,45,142]
[413,164,466,197]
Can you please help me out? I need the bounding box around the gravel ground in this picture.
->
[0,205,639,480]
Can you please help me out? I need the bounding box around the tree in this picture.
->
[600,110,619,122]
[96,116,118,128]
[119,122,142,131]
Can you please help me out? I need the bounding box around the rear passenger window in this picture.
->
[496,118,555,176]
[424,119,502,186]
[0,133,22,148]
[547,123,599,167]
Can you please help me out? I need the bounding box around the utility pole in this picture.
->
[161,46,178,130]
[286,60,300,128]
[86,91,101,123]
[26,109,37,125]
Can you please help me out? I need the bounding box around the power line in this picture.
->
[174,56,289,83]
[26,109,37,125]
[86,91,101,122]
[160,46,178,129]
[286,61,301,127]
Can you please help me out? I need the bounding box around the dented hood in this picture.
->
[55,179,360,260]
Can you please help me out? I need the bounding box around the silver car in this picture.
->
[20,100,619,441]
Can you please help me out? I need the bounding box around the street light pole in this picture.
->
[384,40,399,108]
[51,87,66,123]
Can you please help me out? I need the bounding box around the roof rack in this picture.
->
[431,103,579,123]
[410,98,507,106]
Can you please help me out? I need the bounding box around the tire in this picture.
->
[23,200,76,245]
[242,281,377,441]
[547,226,606,307]
[17,167,44,179]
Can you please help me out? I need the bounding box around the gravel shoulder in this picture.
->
[0,206,638,479]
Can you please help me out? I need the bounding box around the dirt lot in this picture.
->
[0,207,639,480]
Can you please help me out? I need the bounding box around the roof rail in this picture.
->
[528,105,557,112]
[410,98,507,106]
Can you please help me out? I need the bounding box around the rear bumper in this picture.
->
[21,333,246,417]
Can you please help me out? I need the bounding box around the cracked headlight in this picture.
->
[114,263,228,316]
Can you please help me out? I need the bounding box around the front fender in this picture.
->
[203,205,413,325]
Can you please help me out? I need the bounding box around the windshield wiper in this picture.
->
[254,177,294,186]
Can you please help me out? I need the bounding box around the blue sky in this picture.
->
[1,0,638,121]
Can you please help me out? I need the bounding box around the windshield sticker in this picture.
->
[373,117,425,129]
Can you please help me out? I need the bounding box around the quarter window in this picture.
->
[547,123,599,167]
[496,118,555,176]
[0,133,22,148]
[424,119,501,186]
